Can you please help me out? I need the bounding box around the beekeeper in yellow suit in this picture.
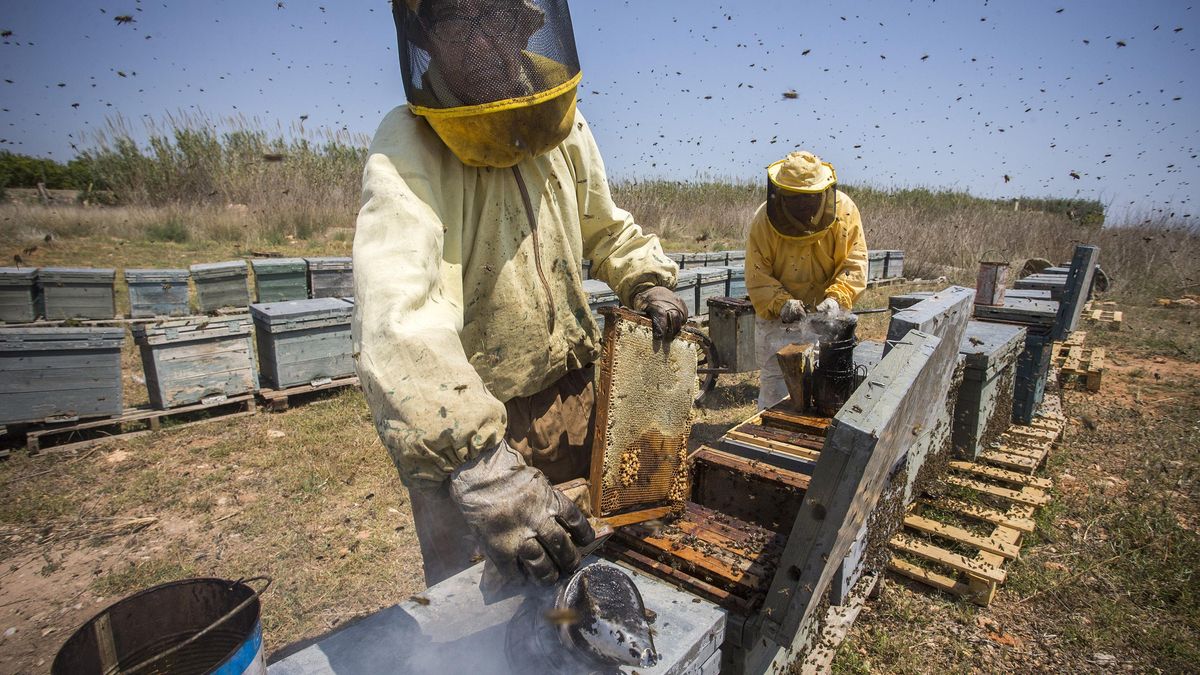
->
[353,0,687,588]
[745,151,868,410]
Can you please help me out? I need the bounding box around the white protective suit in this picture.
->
[352,106,677,490]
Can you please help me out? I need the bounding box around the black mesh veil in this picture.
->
[393,0,581,110]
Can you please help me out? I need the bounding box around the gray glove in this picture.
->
[449,441,595,585]
[633,285,688,340]
[815,297,840,315]
[780,298,807,323]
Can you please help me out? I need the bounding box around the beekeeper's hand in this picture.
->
[633,286,688,340]
[816,297,841,315]
[780,299,807,323]
[450,441,595,585]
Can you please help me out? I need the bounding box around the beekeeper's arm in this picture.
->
[352,110,507,488]
[567,113,685,337]
[822,194,869,310]
[745,207,793,320]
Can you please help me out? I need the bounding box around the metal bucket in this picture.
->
[53,577,271,675]
[812,336,859,416]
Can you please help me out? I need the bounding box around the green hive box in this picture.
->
[37,267,116,320]
[125,269,191,319]
[250,297,354,389]
[0,267,39,323]
[0,326,125,425]
[251,258,309,303]
[953,320,1026,459]
[132,315,258,409]
[190,261,250,313]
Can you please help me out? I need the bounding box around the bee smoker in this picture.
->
[806,313,861,417]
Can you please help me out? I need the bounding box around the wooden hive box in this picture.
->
[1013,274,1068,300]
[250,298,354,389]
[884,250,906,278]
[0,267,39,323]
[695,267,730,316]
[125,268,190,319]
[37,267,116,320]
[727,265,747,299]
[674,268,699,317]
[1012,328,1054,424]
[954,320,1026,459]
[0,326,125,425]
[251,258,309,303]
[132,315,258,409]
[707,296,757,372]
[867,251,887,281]
[700,251,731,267]
[305,257,353,299]
[581,279,618,328]
[190,261,250,313]
[580,258,592,280]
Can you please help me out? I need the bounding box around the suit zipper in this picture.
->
[511,165,556,332]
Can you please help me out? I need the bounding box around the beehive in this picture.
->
[727,265,747,299]
[190,261,250,313]
[0,267,39,323]
[251,297,354,389]
[707,297,756,372]
[1012,328,1053,424]
[953,321,1026,459]
[0,327,125,425]
[695,267,729,316]
[38,268,116,320]
[867,251,887,281]
[133,315,258,409]
[251,258,308,302]
[305,257,354,299]
[590,308,701,518]
[125,269,190,318]
[884,250,906,278]
[674,269,699,317]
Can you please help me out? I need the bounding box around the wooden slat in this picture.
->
[723,429,822,462]
[903,514,1021,560]
[759,408,832,436]
[979,449,1040,472]
[946,475,1051,506]
[603,506,674,528]
[888,557,971,596]
[923,496,1036,533]
[889,534,1007,584]
[950,460,1052,488]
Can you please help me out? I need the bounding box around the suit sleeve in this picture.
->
[823,195,868,309]
[745,206,793,319]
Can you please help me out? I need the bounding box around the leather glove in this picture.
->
[780,298,807,324]
[815,297,841,315]
[633,286,688,341]
[449,441,595,585]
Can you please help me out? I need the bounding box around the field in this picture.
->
[1,130,1198,672]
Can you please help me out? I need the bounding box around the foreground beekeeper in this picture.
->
[745,151,868,410]
[353,0,687,588]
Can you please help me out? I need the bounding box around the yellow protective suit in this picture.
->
[744,189,868,319]
[352,106,676,489]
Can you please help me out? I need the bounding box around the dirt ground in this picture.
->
[1,288,1196,673]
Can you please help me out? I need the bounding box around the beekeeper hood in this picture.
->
[766,151,839,237]
[393,0,582,168]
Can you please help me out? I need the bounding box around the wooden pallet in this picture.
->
[888,458,1050,605]
[977,418,1061,475]
[1085,309,1123,331]
[258,375,360,411]
[1057,347,1105,392]
[23,394,257,454]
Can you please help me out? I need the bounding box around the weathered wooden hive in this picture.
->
[884,250,906,278]
[0,326,125,425]
[305,257,353,299]
[1013,273,1068,299]
[581,278,618,328]
[707,296,756,372]
[0,267,39,323]
[132,315,258,409]
[190,261,250,313]
[727,265,747,299]
[251,258,309,303]
[954,320,1026,459]
[250,297,354,389]
[867,250,887,281]
[673,268,699,317]
[37,267,116,320]
[125,269,190,318]
[699,251,730,267]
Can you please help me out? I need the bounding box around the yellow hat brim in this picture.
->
[767,158,837,194]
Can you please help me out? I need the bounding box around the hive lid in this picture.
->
[125,268,189,282]
[0,267,37,283]
[251,257,307,273]
[0,326,125,350]
[190,260,247,277]
[304,257,352,270]
[250,297,352,331]
[133,314,252,343]
[959,320,1026,376]
[696,267,729,282]
[38,267,116,281]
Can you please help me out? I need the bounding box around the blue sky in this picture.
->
[1,1,1196,221]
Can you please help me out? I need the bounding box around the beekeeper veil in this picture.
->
[393,0,582,168]
[766,151,839,237]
